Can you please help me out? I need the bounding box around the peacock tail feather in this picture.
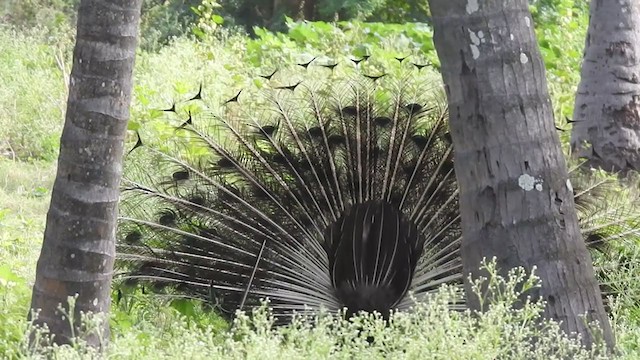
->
[116,58,640,322]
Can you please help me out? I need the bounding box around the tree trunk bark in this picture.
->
[571,0,640,173]
[302,0,316,20]
[428,0,613,349]
[29,0,142,347]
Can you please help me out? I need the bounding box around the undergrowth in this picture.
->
[9,260,624,359]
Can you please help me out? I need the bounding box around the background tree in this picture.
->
[571,1,640,173]
[29,0,142,347]
[428,0,613,349]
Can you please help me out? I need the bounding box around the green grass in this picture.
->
[8,260,623,359]
[0,26,72,162]
[0,160,55,357]
[0,161,54,277]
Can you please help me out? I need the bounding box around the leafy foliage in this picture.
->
[532,0,589,148]
[530,0,589,25]
[369,0,430,23]
[138,0,203,51]
[0,0,79,30]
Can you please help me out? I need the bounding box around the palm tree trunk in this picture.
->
[428,0,613,349]
[571,0,640,173]
[29,0,142,347]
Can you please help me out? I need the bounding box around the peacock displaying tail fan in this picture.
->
[117,58,639,322]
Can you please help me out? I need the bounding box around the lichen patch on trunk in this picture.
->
[518,173,543,191]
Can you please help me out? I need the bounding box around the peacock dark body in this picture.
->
[117,58,627,322]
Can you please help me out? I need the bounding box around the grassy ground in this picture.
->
[0,161,55,357]
[0,160,54,281]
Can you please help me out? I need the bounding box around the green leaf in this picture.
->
[211,14,224,25]
[0,265,21,285]
[128,120,141,131]
[170,298,197,318]
[539,39,551,49]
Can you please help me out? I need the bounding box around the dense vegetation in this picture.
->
[2,0,640,358]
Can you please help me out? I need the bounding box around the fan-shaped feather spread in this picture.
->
[117,60,639,322]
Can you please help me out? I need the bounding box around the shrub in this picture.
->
[13,259,615,359]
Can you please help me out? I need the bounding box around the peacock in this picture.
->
[116,56,638,323]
